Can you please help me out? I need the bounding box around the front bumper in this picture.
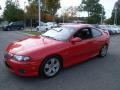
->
[4,59,40,76]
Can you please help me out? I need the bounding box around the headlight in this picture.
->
[13,55,30,61]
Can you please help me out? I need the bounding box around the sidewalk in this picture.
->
[23,27,36,31]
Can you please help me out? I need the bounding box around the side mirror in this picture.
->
[71,37,82,43]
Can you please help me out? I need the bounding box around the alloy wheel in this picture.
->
[42,57,61,77]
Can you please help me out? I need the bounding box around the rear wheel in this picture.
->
[21,27,24,30]
[40,56,62,78]
[99,45,108,57]
[7,28,10,31]
[37,28,39,31]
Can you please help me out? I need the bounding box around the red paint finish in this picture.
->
[4,24,110,76]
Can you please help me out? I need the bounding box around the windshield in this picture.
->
[9,22,14,25]
[41,27,75,41]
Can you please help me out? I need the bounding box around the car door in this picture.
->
[91,27,104,54]
[65,28,96,66]
[11,23,16,30]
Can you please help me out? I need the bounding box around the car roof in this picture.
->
[62,24,92,30]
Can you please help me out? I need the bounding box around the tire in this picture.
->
[21,27,24,30]
[7,28,10,31]
[99,45,108,57]
[37,28,39,31]
[45,28,48,32]
[40,56,62,78]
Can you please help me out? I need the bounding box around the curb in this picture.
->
[16,31,35,36]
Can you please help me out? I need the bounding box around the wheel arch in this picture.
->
[104,43,109,48]
[40,54,64,70]
[39,54,64,77]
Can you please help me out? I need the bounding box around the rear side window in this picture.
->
[92,28,102,37]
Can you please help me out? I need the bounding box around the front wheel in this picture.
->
[40,56,62,78]
[99,45,108,57]
[46,28,48,31]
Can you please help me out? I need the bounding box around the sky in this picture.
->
[0,0,118,18]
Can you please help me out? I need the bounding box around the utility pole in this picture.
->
[63,15,64,23]
[101,7,104,24]
[0,5,1,10]
[114,6,117,25]
[63,10,65,23]
[0,5,1,17]
[38,0,41,31]
[24,1,26,28]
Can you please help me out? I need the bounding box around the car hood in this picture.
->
[3,25,9,27]
[6,36,61,55]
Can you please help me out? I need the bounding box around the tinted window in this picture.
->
[9,22,15,25]
[92,28,102,37]
[74,28,92,40]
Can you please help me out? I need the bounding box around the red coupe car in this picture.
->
[4,24,110,78]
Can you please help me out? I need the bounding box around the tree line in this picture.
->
[2,0,120,25]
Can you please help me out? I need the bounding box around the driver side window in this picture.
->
[74,28,92,40]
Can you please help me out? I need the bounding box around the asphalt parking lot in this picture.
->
[0,31,120,90]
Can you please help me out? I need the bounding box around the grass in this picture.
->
[21,31,41,36]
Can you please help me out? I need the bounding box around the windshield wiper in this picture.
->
[42,35,51,38]
[52,28,63,32]
[42,35,58,40]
